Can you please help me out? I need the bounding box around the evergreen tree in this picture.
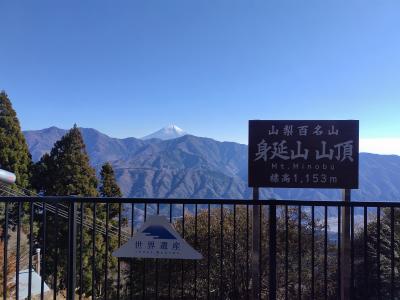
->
[33,124,98,196]
[100,162,122,198]
[0,91,33,296]
[0,91,32,188]
[33,125,100,296]
[98,163,123,297]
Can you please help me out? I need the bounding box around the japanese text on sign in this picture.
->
[248,120,359,189]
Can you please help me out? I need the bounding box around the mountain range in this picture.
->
[23,126,400,201]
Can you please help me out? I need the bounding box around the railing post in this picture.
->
[252,188,260,300]
[341,189,351,300]
[3,202,9,300]
[269,203,277,300]
[67,202,77,300]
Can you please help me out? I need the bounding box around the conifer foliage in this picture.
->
[32,124,98,196]
[0,91,32,188]
[100,162,122,198]
[32,127,124,297]
[0,91,32,296]
[98,163,123,297]
[32,125,101,295]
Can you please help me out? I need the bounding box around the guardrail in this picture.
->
[1,197,400,299]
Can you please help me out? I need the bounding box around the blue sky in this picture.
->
[1,0,400,149]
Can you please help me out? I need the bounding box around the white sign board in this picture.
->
[112,215,202,260]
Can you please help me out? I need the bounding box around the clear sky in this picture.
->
[1,1,400,150]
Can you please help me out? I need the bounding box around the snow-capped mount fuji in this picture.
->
[141,125,187,140]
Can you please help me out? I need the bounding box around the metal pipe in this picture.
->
[0,169,16,185]
[36,248,41,274]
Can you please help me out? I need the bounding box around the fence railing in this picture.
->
[1,196,400,299]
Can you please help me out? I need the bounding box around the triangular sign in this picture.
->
[112,215,203,260]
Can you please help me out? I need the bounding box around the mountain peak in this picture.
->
[165,124,184,132]
[142,124,187,140]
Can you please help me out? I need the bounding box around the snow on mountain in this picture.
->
[141,125,187,140]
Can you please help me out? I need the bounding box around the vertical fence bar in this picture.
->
[79,202,84,300]
[251,188,260,300]
[28,201,34,300]
[54,203,59,300]
[269,204,277,300]
[220,204,224,300]
[246,204,250,300]
[337,206,341,300]
[363,206,368,299]
[67,202,77,300]
[143,203,147,300]
[258,205,262,300]
[311,205,315,299]
[298,205,301,300]
[350,206,354,298]
[16,201,22,300]
[155,203,160,300]
[104,203,109,300]
[92,203,96,300]
[169,204,172,300]
[181,203,185,300]
[324,205,328,300]
[341,189,351,300]
[233,204,236,299]
[207,203,211,300]
[285,205,289,300]
[377,207,381,300]
[391,207,394,300]
[3,202,8,300]
[195,204,198,299]
[259,206,262,299]
[117,203,121,300]
[130,203,134,300]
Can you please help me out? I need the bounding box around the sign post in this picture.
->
[248,120,359,300]
[341,189,351,300]
[251,187,260,300]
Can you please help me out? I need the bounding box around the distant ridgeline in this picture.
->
[24,127,400,201]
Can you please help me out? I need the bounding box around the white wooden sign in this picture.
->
[112,215,202,260]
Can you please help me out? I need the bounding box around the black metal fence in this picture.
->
[1,197,400,299]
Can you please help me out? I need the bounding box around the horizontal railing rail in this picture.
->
[2,196,400,206]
